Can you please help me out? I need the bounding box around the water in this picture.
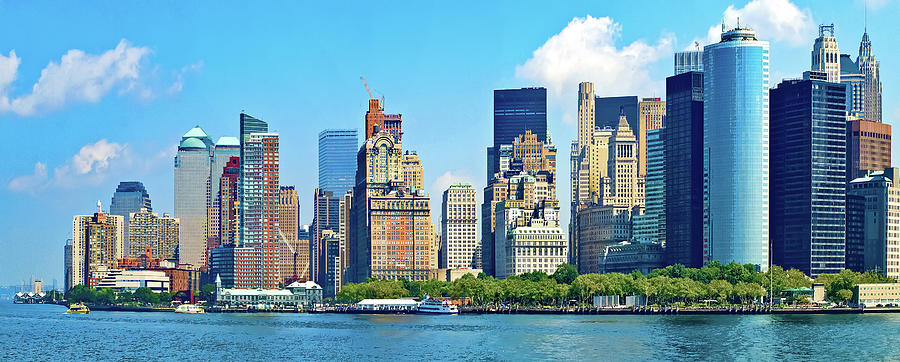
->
[2,303,899,360]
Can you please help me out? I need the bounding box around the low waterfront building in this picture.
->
[599,241,664,275]
[355,298,419,312]
[95,269,171,293]
[854,283,900,308]
[215,277,323,307]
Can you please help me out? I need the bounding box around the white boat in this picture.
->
[174,304,205,314]
[416,297,459,315]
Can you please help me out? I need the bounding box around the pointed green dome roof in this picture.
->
[182,126,209,139]
[179,137,208,149]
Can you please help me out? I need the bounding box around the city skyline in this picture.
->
[2,1,899,284]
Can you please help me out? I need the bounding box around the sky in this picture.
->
[1,0,898,286]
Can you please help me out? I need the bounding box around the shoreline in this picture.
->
[43,303,900,315]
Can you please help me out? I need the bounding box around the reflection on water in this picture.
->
[1,303,898,360]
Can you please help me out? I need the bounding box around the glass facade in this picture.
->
[703,28,770,269]
[109,181,152,255]
[174,127,214,266]
[675,50,704,75]
[595,96,639,135]
[492,88,547,172]
[643,128,665,244]
[665,71,704,268]
[318,129,359,195]
[770,79,847,277]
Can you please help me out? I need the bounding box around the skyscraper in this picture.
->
[441,183,477,269]
[364,98,402,142]
[215,157,241,248]
[703,26,770,269]
[64,239,73,292]
[674,50,704,75]
[128,210,179,260]
[318,129,359,196]
[639,127,665,244]
[811,24,840,83]
[174,126,214,267]
[846,119,891,180]
[401,151,424,192]
[109,181,151,256]
[491,88,548,176]
[847,168,900,279]
[239,113,280,289]
[71,202,124,287]
[770,78,847,277]
[279,186,301,283]
[594,96,639,135]
[311,188,340,284]
[638,98,666,177]
[207,137,240,253]
[664,71,705,268]
[857,29,882,122]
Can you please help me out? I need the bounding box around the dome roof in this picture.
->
[179,137,208,149]
[216,136,240,147]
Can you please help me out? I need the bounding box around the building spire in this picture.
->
[97,200,102,213]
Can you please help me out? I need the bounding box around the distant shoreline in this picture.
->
[35,303,900,315]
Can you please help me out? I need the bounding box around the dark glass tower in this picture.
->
[491,88,547,174]
[664,72,704,268]
[594,96,639,135]
[110,181,152,256]
[318,129,358,195]
[770,78,847,277]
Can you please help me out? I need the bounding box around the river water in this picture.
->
[2,303,898,360]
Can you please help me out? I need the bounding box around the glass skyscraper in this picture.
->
[703,27,770,269]
[664,71,704,268]
[109,181,151,256]
[318,129,358,195]
[491,88,547,176]
[594,96,638,135]
[770,78,846,277]
[174,126,214,266]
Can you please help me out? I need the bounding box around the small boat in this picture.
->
[416,296,459,315]
[174,304,205,314]
[65,303,90,314]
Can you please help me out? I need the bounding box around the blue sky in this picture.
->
[1,0,898,286]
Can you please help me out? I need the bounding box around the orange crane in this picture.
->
[360,76,384,106]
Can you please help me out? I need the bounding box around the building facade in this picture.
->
[770,78,847,277]
[811,24,840,83]
[364,98,402,142]
[599,241,665,275]
[128,210,179,260]
[440,183,478,269]
[174,126,213,267]
[400,151,424,192]
[674,50,703,75]
[109,181,151,255]
[311,188,340,284]
[279,186,302,283]
[703,27,770,269]
[846,119,891,181]
[638,97,665,178]
[71,203,124,288]
[239,113,281,289]
[847,169,900,279]
[490,88,548,178]
[318,128,359,196]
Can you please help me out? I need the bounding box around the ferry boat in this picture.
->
[65,303,90,314]
[174,304,205,314]
[416,297,459,315]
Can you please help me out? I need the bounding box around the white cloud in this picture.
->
[429,170,478,221]
[167,60,204,96]
[7,162,47,193]
[859,0,892,10]
[701,0,814,47]
[515,15,673,125]
[7,139,128,192]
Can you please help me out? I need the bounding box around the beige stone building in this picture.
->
[279,186,303,282]
[638,98,665,177]
[441,183,477,269]
[128,210,179,259]
[70,202,124,288]
[401,151,424,192]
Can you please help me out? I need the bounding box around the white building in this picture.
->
[494,208,567,279]
[215,277,322,307]
[441,183,478,269]
[95,269,170,293]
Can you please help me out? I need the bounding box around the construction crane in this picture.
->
[360,76,385,107]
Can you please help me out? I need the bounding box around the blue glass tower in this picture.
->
[703,27,770,269]
[491,88,547,175]
[110,181,152,256]
[318,129,358,195]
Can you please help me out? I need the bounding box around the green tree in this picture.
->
[835,289,853,305]
[200,283,217,301]
[551,264,578,284]
[96,288,116,305]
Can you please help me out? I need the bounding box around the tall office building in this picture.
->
[664,71,705,268]
[297,224,311,281]
[674,50,704,75]
[339,191,352,284]
[401,151,424,192]
[239,113,280,289]
[847,169,900,279]
[577,82,596,149]
[770,78,847,277]
[638,98,666,177]
[318,129,359,195]
[640,127,665,244]
[490,88,548,178]
[207,137,240,253]
[319,230,341,299]
[595,96,639,136]
[174,126,214,267]
[279,186,302,282]
[703,26,770,269]
[215,157,241,248]
[71,202,124,287]
[364,98,402,142]
[311,188,340,284]
[840,54,866,119]
[811,24,840,83]
[857,29,882,122]
[64,239,73,291]
[109,181,151,255]
[570,82,595,264]
[128,210,180,260]
[440,183,477,269]
[846,120,891,180]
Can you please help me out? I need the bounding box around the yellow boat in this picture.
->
[65,303,90,314]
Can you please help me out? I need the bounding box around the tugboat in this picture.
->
[416,296,459,315]
[65,303,90,314]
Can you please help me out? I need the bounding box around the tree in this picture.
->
[835,289,853,305]
[200,283,217,301]
[66,285,95,304]
[132,287,155,304]
[551,264,578,284]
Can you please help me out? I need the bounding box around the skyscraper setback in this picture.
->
[811,24,840,83]
[703,26,770,269]
[490,88,548,180]
[109,181,151,256]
